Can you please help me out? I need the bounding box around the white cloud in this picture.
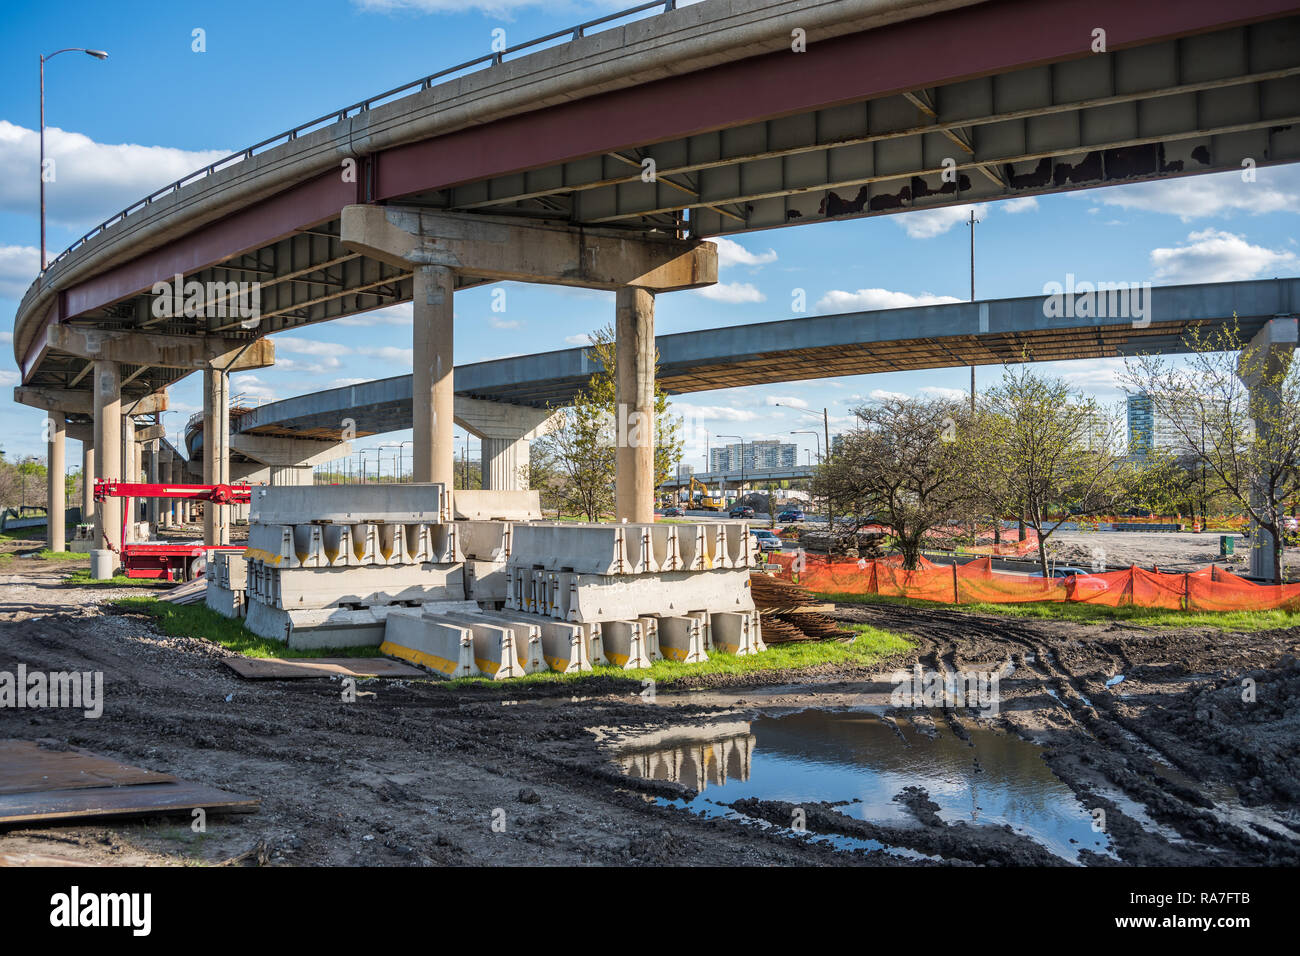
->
[692,281,765,304]
[0,330,12,344]
[0,122,229,231]
[868,388,909,402]
[0,245,40,300]
[893,203,978,238]
[1001,197,1038,214]
[709,236,778,269]
[670,402,761,423]
[1058,358,1126,390]
[919,385,967,401]
[273,335,411,368]
[816,287,962,312]
[564,333,592,346]
[1149,229,1297,284]
[0,370,18,387]
[765,396,808,409]
[334,304,412,327]
[1098,166,1300,221]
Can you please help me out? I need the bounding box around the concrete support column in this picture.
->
[81,440,95,523]
[121,416,136,543]
[45,417,66,552]
[147,440,159,531]
[412,264,455,488]
[615,286,656,524]
[203,367,231,545]
[93,361,122,569]
[481,437,529,491]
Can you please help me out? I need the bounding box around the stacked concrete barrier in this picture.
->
[206,551,247,619]
[223,488,769,675]
[236,483,468,648]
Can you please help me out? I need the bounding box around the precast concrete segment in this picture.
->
[469,610,549,675]
[465,560,509,603]
[581,622,607,667]
[412,263,456,488]
[454,519,512,559]
[615,286,656,524]
[600,620,651,670]
[381,609,480,678]
[205,552,248,619]
[249,482,448,525]
[534,619,592,674]
[451,489,542,522]
[92,361,122,568]
[509,523,627,574]
[656,615,709,664]
[423,612,524,680]
[245,562,464,610]
[709,610,766,656]
[549,567,756,624]
[638,616,663,663]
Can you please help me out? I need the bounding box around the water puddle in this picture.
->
[612,709,1113,862]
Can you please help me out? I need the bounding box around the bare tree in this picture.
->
[1123,319,1300,582]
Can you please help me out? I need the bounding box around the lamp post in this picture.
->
[40,47,109,270]
[778,404,833,528]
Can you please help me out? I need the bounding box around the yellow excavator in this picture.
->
[689,476,722,511]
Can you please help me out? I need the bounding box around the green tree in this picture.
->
[530,324,683,520]
[972,366,1128,577]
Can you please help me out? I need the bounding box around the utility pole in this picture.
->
[967,208,980,415]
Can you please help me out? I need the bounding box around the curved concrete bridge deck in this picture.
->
[12,0,1300,559]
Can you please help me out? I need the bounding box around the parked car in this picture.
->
[663,506,685,517]
[729,506,755,519]
[1030,566,1095,578]
[777,509,806,522]
[751,529,783,552]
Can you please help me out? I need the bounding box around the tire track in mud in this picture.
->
[834,600,1300,865]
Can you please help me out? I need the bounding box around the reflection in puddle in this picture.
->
[614,709,1113,863]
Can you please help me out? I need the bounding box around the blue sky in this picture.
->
[2,0,1298,473]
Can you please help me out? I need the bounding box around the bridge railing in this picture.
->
[38,0,680,279]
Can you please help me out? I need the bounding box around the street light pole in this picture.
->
[39,48,108,270]
[966,208,980,415]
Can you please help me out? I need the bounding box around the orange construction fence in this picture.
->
[769,553,1300,612]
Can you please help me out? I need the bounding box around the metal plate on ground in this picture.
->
[0,740,258,827]
[220,657,425,680]
[0,741,176,795]
[0,781,259,826]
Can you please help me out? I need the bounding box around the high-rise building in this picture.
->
[710,441,798,472]
[1126,392,1228,459]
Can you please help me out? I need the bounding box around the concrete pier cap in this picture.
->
[340,203,718,518]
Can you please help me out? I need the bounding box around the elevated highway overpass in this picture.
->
[12,0,1300,565]
[184,275,1300,451]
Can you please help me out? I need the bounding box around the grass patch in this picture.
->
[445,622,914,688]
[113,597,382,659]
[36,549,87,561]
[821,590,1300,631]
[64,567,162,588]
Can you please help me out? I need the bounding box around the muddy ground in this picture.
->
[1,551,1297,867]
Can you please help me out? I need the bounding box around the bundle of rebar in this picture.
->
[749,573,855,643]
